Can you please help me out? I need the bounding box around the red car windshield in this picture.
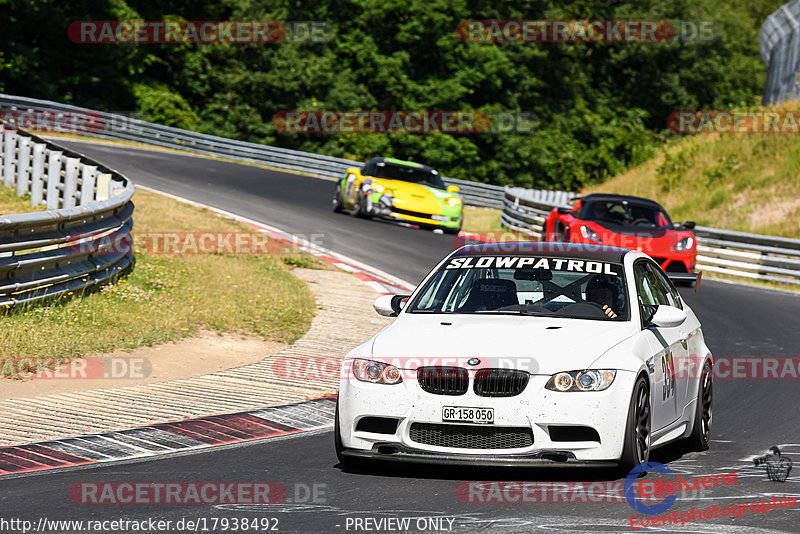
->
[580,200,672,229]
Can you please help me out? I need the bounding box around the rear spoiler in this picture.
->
[667,271,702,291]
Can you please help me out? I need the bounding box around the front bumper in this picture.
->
[338,369,637,464]
[650,249,697,273]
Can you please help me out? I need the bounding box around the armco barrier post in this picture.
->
[80,165,96,206]
[63,157,80,208]
[3,131,15,188]
[46,150,62,209]
[95,173,111,201]
[16,136,31,196]
[30,143,45,206]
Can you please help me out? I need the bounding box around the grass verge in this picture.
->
[0,187,323,367]
[0,186,45,215]
[462,206,531,241]
[581,110,800,238]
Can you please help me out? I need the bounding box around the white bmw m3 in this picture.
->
[335,242,713,470]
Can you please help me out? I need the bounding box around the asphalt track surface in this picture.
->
[3,140,800,533]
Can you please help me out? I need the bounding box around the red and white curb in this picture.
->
[0,397,336,477]
[136,185,416,296]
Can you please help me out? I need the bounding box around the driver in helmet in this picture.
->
[586,275,620,318]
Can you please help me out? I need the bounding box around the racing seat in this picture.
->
[458,278,518,312]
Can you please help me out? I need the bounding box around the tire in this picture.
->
[443,216,462,235]
[684,360,712,451]
[352,194,371,219]
[620,376,651,472]
[332,184,345,213]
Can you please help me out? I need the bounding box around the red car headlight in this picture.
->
[580,225,601,243]
[674,237,694,251]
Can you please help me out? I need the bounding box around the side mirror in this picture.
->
[677,221,696,230]
[447,185,460,193]
[556,207,573,215]
[649,305,687,328]
[373,294,410,317]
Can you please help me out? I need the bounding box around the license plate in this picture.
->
[442,406,494,424]
[430,214,448,222]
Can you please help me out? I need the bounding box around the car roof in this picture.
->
[365,156,437,173]
[577,193,665,210]
[454,241,629,263]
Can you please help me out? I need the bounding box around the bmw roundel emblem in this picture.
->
[467,358,481,366]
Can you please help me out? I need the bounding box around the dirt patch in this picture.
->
[749,194,800,229]
[0,329,287,400]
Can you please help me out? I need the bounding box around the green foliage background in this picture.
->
[0,0,787,189]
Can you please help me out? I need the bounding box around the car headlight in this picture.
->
[580,226,601,243]
[674,236,694,251]
[545,370,616,392]
[446,196,462,207]
[352,359,402,385]
[371,184,385,193]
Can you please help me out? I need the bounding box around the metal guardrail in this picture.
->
[0,129,135,308]
[0,94,505,207]
[693,226,800,285]
[500,187,575,239]
[501,188,800,285]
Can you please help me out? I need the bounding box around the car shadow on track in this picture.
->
[335,441,692,482]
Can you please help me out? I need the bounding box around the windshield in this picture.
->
[371,163,446,190]
[408,255,629,321]
[580,200,672,229]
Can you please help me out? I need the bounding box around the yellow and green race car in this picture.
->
[332,157,463,234]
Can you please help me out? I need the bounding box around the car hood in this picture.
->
[369,314,636,375]
[578,221,696,252]
[367,178,453,210]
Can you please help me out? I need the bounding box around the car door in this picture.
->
[633,260,684,430]
[648,265,698,414]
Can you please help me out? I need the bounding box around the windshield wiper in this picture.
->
[474,310,550,316]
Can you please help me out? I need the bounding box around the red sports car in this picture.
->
[543,194,697,273]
